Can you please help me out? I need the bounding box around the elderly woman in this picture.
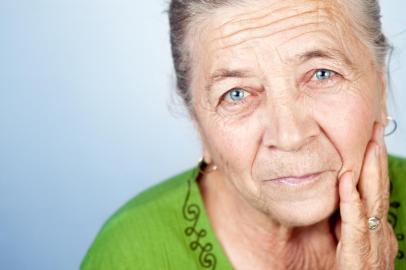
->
[81,0,406,269]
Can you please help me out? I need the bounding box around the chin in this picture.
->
[258,176,339,227]
[268,196,339,228]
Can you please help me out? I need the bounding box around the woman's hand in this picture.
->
[335,123,398,269]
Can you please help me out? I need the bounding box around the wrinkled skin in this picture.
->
[188,0,398,269]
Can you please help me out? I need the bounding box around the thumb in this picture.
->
[338,171,369,256]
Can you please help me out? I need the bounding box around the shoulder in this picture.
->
[111,168,196,216]
[81,168,197,270]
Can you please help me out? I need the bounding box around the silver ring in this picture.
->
[368,216,381,231]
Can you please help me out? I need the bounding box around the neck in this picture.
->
[198,171,337,270]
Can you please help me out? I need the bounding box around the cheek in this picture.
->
[313,88,377,175]
[200,115,261,176]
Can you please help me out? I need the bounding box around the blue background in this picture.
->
[0,1,405,269]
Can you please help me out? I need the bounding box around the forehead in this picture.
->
[192,0,361,72]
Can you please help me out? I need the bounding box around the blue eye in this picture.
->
[314,69,335,81]
[225,88,248,102]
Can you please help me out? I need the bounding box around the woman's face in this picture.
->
[190,0,387,226]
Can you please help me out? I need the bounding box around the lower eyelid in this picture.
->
[221,93,253,106]
[218,96,260,115]
[309,78,340,88]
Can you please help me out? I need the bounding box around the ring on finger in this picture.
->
[368,216,381,231]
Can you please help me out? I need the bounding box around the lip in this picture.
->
[267,171,326,185]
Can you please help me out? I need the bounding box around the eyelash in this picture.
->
[223,88,250,103]
[306,68,340,86]
[219,69,341,106]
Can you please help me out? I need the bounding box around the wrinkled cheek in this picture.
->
[203,118,261,178]
[312,91,376,178]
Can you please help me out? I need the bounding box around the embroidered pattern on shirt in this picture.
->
[182,172,217,269]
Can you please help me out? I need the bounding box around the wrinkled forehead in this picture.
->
[190,0,364,73]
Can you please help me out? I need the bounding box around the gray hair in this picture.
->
[168,0,392,109]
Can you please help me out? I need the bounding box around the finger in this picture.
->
[368,221,398,268]
[359,123,390,218]
[361,124,393,267]
[358,141,383,218]
[339,171,368,246]
[376,124,390,211]
[373,123,388,184]
[388,224,399,260]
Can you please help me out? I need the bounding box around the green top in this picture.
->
[81,155,406,270]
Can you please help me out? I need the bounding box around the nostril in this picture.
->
[262,120,320,152]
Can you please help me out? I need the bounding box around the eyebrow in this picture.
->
[206,49,354,91]
[298,49,353,65]
[205,69,253,92]
[210,69,253,82]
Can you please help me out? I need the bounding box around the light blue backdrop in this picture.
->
[0,1,405,270]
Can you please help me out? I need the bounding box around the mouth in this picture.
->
[267,171,327,185]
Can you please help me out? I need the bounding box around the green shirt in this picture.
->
[81,155,406,269]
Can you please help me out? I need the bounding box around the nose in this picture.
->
[261,100,320,152]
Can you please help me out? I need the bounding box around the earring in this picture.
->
[197,157,218,175]
[385,116,398,137]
